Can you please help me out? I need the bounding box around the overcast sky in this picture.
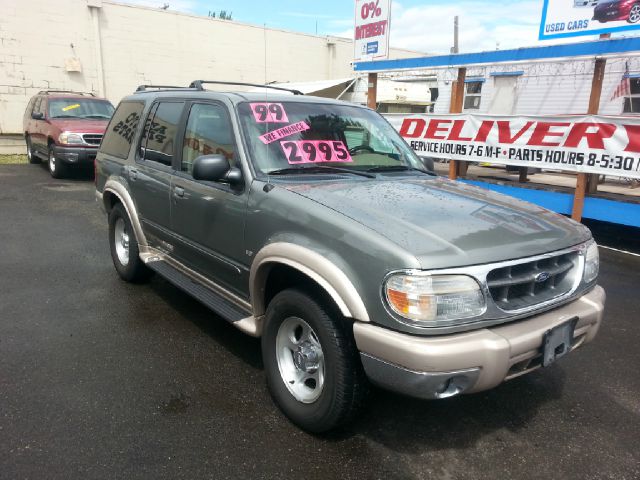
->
[124,0,634,54]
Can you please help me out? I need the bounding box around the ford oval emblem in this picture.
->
[535,272,551,283]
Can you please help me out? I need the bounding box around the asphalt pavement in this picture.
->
[1,164,639,480]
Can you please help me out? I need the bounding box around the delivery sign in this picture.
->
[354,0,391,62]
[540,0,640,40]
[386,113,640,179]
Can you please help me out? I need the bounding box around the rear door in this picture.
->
[30,97,47,154]
[129,100,186,253]
[169,101,249,296]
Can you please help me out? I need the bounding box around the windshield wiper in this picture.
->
[366,165,435,175]
[268,166,375,178]
[84,114,111,119]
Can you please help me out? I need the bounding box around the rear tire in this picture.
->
[26,136,39,164]
[261,289,368,433]
[48,145,67,179]
[108,202,152,283]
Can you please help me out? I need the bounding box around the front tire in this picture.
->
[628,4,640,23]
[108,203,152,283]
[26,136,39,164]
[48,145,67,179]
[262,289,368,433]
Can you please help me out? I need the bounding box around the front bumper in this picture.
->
[354,285,605,399]
[53,145,99,164]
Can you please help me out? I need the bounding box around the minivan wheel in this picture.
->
[262,289,368,433]
[108,203,152,283]
[48,146,66,179]
[629,4,640,23]
[26,136,39,164]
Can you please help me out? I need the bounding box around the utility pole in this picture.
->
[451,16,459,54]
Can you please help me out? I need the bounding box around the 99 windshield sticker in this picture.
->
[281,140,353,164]
[250,103,289,123]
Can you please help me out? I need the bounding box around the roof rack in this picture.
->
[189,80,304,95]
[38,90,96,97]
[135,85,197,92]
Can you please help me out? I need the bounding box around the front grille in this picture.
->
[487,251,579,311]
[82,134,103,145]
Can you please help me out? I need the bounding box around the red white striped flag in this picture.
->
[611,63,630,101]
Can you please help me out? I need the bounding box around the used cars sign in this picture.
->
[540,0,640,40]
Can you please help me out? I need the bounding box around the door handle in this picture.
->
[129,168,138,181]
[173,186,185,198]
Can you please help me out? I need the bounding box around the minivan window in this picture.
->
[141,102,184,167]
[48,98,114,119]
[100,101,145,159]
[32,97,43,116]
[182,103,236,175]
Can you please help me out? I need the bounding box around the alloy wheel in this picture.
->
[275,316,325,404]
[114,217,130,266]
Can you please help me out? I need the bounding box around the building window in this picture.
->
[623,78,640,114]
[464,81,483,110]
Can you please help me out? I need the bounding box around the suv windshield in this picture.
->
[238,101,424,175]
[48,98,115,120]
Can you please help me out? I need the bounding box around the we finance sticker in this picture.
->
[259,121,310,144]
[281,140,352,164]
[250,103,289,123]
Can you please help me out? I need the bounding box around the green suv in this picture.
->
[95,81,605,432]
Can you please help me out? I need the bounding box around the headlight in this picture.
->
[385,273,486,326]
[583,241,599,284]
[58,132,84,145]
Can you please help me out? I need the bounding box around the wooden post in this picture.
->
[367,72,378,110]
[571,55,607,221]
[448,67,466,180]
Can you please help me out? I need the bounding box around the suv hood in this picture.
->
[282,176,591,269]
[50,118,109,133]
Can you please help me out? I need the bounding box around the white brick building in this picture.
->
[0,0,419,134]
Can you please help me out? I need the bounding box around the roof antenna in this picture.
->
[263,23,273,190]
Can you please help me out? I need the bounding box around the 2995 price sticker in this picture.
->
[281,140,353,165]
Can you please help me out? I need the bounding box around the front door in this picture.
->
[129,100,185,253]
[488,76,518,114]
[170,101,248,297]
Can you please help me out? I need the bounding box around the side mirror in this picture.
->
[32,112,44,120]
[420,156,435,172]
[192,154,243,186]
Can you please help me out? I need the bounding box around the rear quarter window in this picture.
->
[100,101,145,159]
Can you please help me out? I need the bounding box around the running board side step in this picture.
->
[147,260,251,323]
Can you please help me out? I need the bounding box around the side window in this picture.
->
[32,97,42,116]
[181,103,236,175]
[623,78,640,114]
[141,102,184,167]
[100,101,144,159]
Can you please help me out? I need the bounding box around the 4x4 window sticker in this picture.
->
[101,100,145,160]
[137,103,158,165]
[138,101,185,169]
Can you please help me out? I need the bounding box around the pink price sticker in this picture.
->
[259,121,310,144]
[250,103,289,123]
[281,140,353,165]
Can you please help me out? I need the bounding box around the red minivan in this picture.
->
[23,91,115,178]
